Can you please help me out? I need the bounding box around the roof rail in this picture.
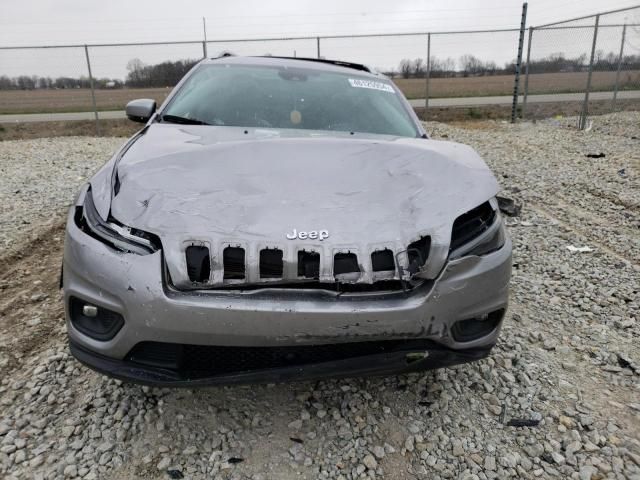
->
[259,56,371,73]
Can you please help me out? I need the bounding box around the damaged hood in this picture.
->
[99,124,499,286]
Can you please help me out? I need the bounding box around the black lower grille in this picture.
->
[127,339,435,378]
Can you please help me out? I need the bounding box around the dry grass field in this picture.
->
[0,71,638,115]
[395,70,640,99]
[0,87,171,115]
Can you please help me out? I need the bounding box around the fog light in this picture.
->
[451,309,504,343]
[82,305,98,317]
[69,297,124,341]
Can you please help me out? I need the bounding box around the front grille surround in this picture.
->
[170,235,434,293]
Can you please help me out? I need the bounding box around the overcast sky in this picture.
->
[1,0,639,79]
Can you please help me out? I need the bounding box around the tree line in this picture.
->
[1,52,639,90]
[391,51,640,78]
[124,58,198,88]
[0,75,124,90]
[0,58,198,90]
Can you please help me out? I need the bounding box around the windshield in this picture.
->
[162,62,419,137]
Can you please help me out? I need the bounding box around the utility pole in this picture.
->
[511,2,528,123]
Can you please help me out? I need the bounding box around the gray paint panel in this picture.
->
[98,125,498,287]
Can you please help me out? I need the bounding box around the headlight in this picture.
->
[449,200,505,260]
[76,188,159,255]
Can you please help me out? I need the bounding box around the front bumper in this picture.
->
[69,339,494,387]
[63,207,512,385]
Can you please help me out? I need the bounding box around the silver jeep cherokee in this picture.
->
[62,55,511,386]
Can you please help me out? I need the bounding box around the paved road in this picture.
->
[1,90,639,123]
[0,110,127,123]
[409,89,640,108]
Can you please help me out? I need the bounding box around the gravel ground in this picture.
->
[0,137,123,256]
[0,112,638,480]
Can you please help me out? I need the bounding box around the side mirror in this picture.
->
[125,99,156,123]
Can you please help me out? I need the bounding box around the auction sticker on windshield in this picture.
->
[348,78,395,93]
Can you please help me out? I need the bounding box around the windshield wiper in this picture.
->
[161,114,211,126]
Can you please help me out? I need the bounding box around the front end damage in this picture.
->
[63,128,512,386]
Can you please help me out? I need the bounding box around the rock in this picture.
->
[371,445,385,459]
[484,456,496,471]
[363,454,377,470]
[487,404,502,416]
[579,415,594,427]
[63,464,77,477]
[559,416,575,428]
[579,465,597,480]
[157,457,172,471]
[524,444,544,457]
[287,419,302,430]
[29,455,45,467]
[404,436,415,452]
[182,446,197,455]
[97,441,114,453]
[14,450,26,464]
[452,440,465,456]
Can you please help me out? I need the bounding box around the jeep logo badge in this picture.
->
[286,229,329,241]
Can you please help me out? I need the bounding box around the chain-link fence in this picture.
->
[522,5,640,127]
[1,4,639,133]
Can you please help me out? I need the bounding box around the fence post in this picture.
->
[84,44,100,136]
[612,23,626,109]
[521,27,533,119]
[202,17,208,58]
[579,14,599,130]
[511,2,528,123]
[316,37,321,59]
[424,32,431,121]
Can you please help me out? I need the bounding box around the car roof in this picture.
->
[202,55,382,78]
